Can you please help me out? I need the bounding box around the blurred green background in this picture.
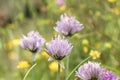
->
[0,0,120,80]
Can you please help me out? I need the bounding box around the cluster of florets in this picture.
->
[76,61,119,80]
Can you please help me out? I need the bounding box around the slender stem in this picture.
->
[66,55,69,79]
[32,53,36,80]
[32,61,35,80]
[32,53,36,62]
[65,36,70,79]
[66,56,91,80]
[23,63,37,80]
[57,61,61,80]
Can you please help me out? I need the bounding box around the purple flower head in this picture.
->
[54,13,84,37]
[76,61,102,80]
[20,31,45,53]
[56,0,65,6]
[46,35,73,60]
[100,69,119,80]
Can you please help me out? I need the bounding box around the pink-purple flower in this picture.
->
[54,13,84,36]
[76,61,119,80]
[76,61,102,80]
[56,0,65,6]
[46,35,73,60]
[20,31,45,53]
[100,69,119,80]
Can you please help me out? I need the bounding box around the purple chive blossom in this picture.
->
[54,13,84,36]
[46,35,73,60]
[20,31,45,53]
[56,0,65,6]
[100,69,119,80]
[76,61,102,80]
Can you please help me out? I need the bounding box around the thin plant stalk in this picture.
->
[57,61,61,80]
[32,54,36,80]
[32,61,35,80]
[23,63,37,80]
[66,55,69,79]
[66,56,91,80]
[66,37,70,79]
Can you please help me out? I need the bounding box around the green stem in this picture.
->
[32,53,36,80]
[66,56,91,80]
[65,36,70,79]
[57,61,60,80]
[23,63,37,80]
[66,55,69,79]
[32,61,35,80]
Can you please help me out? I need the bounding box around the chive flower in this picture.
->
[20,31,45,53]
[76,61,102,80]
[46,35,73,60]
[54,13,84,37]
[100,69,119,80]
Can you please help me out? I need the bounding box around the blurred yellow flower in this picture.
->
[107,0,117,3]
[49,61,63,72]
[112,7,120,15]
[41,51,49,58]
[82,39,89,46]
[105,42,112,49]
[4,39,21,50]
[17,61,30,69]
[12,39,21,46]
[8,51,17,60]
[60,5,66,11]
[83,46,88,53]
[89,50,101,59]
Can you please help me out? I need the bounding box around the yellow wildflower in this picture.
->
[89,50,101,59]
[41,51,49,58]
[49,61,63,72]
[12,39,21,46]
[4,41,12,50]
[107,0,117,3]
[83,46,88,53]
[112,7,120,15]
[60,5,66,12]
[4,39,21,50]
[17,61,30,69]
